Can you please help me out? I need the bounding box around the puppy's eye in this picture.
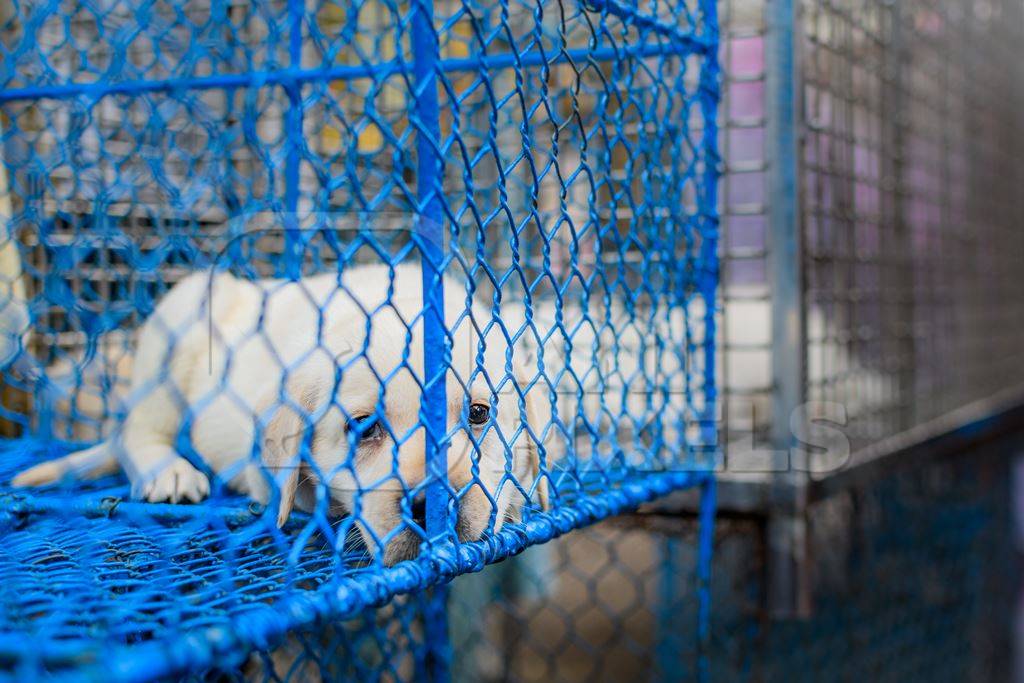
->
[468,404,490,426]
[346,415,383,442]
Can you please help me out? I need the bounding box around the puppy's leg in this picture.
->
[10,441,119,487]
[114,272,234,503]
[118,363,210,504]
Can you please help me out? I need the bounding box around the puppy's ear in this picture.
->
[261,379,324,527]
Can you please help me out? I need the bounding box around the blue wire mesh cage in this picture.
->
[0,0,719,678]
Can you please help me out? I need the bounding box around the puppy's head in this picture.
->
[261,268,550,565]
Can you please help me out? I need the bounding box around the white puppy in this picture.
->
[13,263,549,565]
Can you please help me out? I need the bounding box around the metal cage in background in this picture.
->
[702,0,1024,617]
[0,0,720,679]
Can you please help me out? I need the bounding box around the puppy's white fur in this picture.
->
[13,263,549,564]
[0,119,30,370]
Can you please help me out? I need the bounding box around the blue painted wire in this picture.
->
[0,0,720,676]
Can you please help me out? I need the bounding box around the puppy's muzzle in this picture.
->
[381,494,485,566]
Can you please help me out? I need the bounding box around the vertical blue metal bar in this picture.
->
[656,536,683,681]
[695,3,720,679]
[412,0,446,540]
[766,0,810,618]
[697,0,721,462]
[411,1,450,680]
[283,0,304,280]
[696,475,717,683]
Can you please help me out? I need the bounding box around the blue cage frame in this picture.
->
[0,0,720,679]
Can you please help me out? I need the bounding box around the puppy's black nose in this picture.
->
[410,494,426,529]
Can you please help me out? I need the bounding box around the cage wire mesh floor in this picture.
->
[0,439,712,681]
[0,0,720,679]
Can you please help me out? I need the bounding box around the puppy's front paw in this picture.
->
[137,458,210,504]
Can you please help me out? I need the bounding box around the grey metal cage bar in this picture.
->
[710,0,1024,615]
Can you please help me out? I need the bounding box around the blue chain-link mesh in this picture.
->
[0,0,719,678]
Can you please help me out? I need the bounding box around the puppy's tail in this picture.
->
[10,441,119,487]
